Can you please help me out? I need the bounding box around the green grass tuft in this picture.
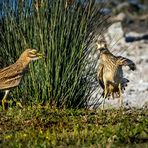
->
[0,0,109,108]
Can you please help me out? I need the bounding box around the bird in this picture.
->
[96,40,136,109]
[0,49,43,110]
[97,62,129,99]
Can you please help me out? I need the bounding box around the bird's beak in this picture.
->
[36,52,43,58]
[96,43,101,50]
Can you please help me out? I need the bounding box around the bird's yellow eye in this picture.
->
[30,49,38,55]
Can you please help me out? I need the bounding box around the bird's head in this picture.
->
[15,48,43,70]
[96,40,109,54]
[96,40,107,50]
[21,49,43,61]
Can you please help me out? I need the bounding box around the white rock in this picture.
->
[104,22,125,48]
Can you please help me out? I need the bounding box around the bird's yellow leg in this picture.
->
[2,90,9,110]
[102,96,105,110]
[112,92,115,99]
[102,84,108,110]
[118,83,123,108]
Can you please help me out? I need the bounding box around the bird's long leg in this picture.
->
[112,92,115,99]
[118,83,123,108]
[102,83,108,110]
[2,90,9,110]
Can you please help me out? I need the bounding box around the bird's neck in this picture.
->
[99,47,111,55]
[16,56,30,70]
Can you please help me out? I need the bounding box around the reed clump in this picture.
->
[0,0,109,108]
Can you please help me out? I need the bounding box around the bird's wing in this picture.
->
[0,74,22,90]
[117,56,136,71]
[97,63,104,89]
[0,63,23,80]
[120,77,129,90]
[0,63,24,90]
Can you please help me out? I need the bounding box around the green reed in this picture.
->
[0,0,109,108]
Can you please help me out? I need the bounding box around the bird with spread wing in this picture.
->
[96,40,136,109]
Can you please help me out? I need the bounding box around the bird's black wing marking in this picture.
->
[117,56,136,71]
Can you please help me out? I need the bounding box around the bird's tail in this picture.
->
[121,77,129,90]
[117,56,136,70]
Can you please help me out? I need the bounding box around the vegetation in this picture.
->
[0,0,109,108]
[0,1,147,147]
[0,106,147,147]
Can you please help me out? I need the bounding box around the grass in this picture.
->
[0,106,147,147]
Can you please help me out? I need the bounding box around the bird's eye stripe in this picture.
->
[29,54,37,57]
[29,50,38,54]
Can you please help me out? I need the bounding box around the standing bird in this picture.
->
[0,49,43,110]
[96,40,136,109]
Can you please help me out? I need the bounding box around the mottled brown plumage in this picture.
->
[97,63,129,99]
[96,40,136,108]
[0,49,43,110]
